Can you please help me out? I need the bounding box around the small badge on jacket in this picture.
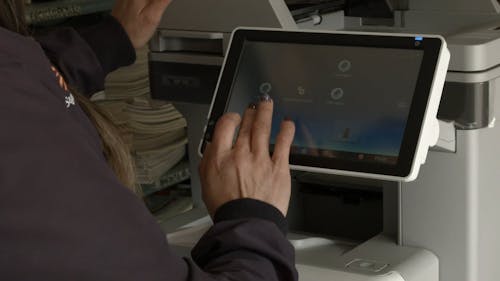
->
[65,93,75,108]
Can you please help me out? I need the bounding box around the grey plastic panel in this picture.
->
[476,76,500,281]
[446,21,500,72]
[149,61,221,105]
[402,133,480,281]
[150,30,226,54]
[408,0,499,13]
[401,91,500,281]
[158,0,296,33]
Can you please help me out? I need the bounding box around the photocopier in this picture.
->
[148,1,500,280]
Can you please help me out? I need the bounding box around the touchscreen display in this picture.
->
[225,41,424,165]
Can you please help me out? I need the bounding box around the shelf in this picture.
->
[26,0,114,24]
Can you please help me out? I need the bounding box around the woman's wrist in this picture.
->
[214,198,289,235]
[76,15,136,76]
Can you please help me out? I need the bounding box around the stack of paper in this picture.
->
[93,47,188,187]
[104,47,150,100]
[127,97,188,184]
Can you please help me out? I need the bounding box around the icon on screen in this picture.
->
[338,59,352,73]
[259,82,272,95]
[342,128,351,140]
[297,86,306,96]
[330,88,345,100]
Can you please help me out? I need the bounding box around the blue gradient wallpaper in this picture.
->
[226,41,423,163]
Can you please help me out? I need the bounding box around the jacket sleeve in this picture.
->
[35,16,136,97]
[185,199,298,281]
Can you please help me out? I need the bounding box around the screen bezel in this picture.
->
[202,29,443,177]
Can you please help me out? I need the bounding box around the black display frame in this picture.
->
[202,28,443,177]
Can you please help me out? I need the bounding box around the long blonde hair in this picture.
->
[74,91,138,193]
[1,0,138,193]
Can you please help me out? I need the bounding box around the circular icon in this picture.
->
[259,82,272,95]
[297,86,306,96]
[338,59,352,73]
[330,88,345,100]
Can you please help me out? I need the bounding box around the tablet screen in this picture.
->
[202,29,447,180]
[225,41,424,165]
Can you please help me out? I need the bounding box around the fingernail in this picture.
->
[248,103,257,109]
[259,94,272,103]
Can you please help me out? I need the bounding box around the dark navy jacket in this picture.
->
[0,17,297,281]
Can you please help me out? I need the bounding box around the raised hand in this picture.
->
[111,0,171,49]
[200,96,296,217]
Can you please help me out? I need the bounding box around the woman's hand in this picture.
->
[111,0,171,49]
[199,97,296,217]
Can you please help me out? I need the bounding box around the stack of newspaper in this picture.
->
[127,97,188,184]
[104,47,150,100]
[93,47,189,188]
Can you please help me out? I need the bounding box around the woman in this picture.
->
[0,0,297,280]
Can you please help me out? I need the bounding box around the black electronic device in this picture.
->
[201,28,450,181]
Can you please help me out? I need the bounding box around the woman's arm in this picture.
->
[35,16,136,96]
[34,0,171,97]
[189,200,297,281]
[21,1,299,279]
[0,46,297,280]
